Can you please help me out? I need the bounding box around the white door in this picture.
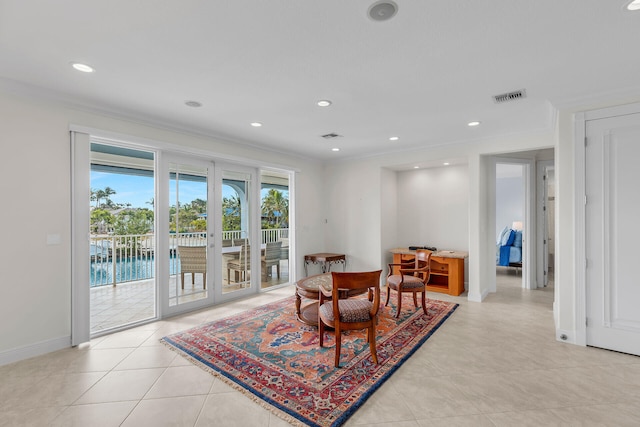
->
[585,112,640,356]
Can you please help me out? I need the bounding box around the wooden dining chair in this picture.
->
[385,249,431,318]
[318,270,382,368]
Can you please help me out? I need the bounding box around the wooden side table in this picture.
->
[304,252,346,276]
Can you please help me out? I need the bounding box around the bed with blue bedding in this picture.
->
[496,226,523,267]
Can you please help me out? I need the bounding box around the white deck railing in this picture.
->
[89,229,289,287]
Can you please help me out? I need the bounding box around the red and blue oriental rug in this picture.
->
[161,295,457,427]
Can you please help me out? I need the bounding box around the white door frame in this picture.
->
[493,157,536,290]
[536,160,554,288]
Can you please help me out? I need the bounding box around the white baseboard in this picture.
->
[0,336,71,366]
[556,328,580,345]
[467,287,489,302]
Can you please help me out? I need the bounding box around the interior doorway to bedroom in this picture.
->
[495,162,525,286]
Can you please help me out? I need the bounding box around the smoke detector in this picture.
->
[368,1,398,22]
[493,89,526,104]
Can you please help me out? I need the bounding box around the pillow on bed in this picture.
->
[513,231,523,248]
[498,226,511,245]
[500,228,515,246]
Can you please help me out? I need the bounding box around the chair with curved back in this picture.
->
[319,270,382,368]
[385,249,431,318]
[177,245,207,289]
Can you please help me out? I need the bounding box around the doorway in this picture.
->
[89,142,157,334]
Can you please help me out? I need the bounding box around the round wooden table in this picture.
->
[295,274,330,326]
[294,273,368,326]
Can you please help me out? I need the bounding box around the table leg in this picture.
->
[295,289,302,317]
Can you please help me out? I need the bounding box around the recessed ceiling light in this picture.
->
[443,162,450,166]
[468,121,481,127]
[413,166,419,169]
[331,148,340,152]
[250,122,263,127]
[627,0,640,11]
[71,62,94,73]
[317,100,332,107]
[389,136,399,141]
[185,100,202,108]
[368,1,398,21]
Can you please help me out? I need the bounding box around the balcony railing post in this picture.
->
[111,235,117,286]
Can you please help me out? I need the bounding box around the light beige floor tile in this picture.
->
[67,347,135,372]
[145,365,215,399]
[417,414,496,427]
[121,395,206,427]
[75,368,165,404]
[113,345,177,370]
[92,329,156,349]
[4,371,106,409]
[195,392,271,427]
[487,409,565,426]
[549,403,640,426]
[0,406,65,427]
[346,420,419,427]
[392,373,483,419]
[346,381,416,425]
[50,401,137,427]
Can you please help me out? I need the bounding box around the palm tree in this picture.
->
[261,189,288,228]
[223,195,241,230]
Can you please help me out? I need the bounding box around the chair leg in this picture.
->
[192,273,195,285]
[395,291,402,318]
[368,326,378,364]
[276,264,280,279]
[421,290,427,316]
[385,285,391,306]
[203,272,207,289]
[319,320,325,347]
[334,329,342,368]
[181,273,185,289]
[413,292,418,307]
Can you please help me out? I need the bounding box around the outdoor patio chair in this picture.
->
[177,245,207,289]
[262,241,282,279]
[227,244,250,283]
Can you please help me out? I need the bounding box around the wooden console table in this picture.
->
[304,252,345,276]
[389,248,468,296]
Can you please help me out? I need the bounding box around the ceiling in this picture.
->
[1,1,639,161]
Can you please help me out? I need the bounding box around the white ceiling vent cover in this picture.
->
[493,89,526,104]
[321,133,342,139]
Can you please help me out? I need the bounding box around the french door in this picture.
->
[160,154,215,315]
[214,163,258,303]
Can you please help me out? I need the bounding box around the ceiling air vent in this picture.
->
[493,89,526,104]
[321,133,342,139]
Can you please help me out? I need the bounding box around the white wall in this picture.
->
[495,165,524,237]
[396,165,469,252]
[0,85,325,361]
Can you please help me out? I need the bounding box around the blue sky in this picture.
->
[91,171,284,209]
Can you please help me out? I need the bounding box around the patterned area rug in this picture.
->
[161,294,458,427]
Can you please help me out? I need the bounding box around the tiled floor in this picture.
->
[2,270,640,426]
[91,262,289,332]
